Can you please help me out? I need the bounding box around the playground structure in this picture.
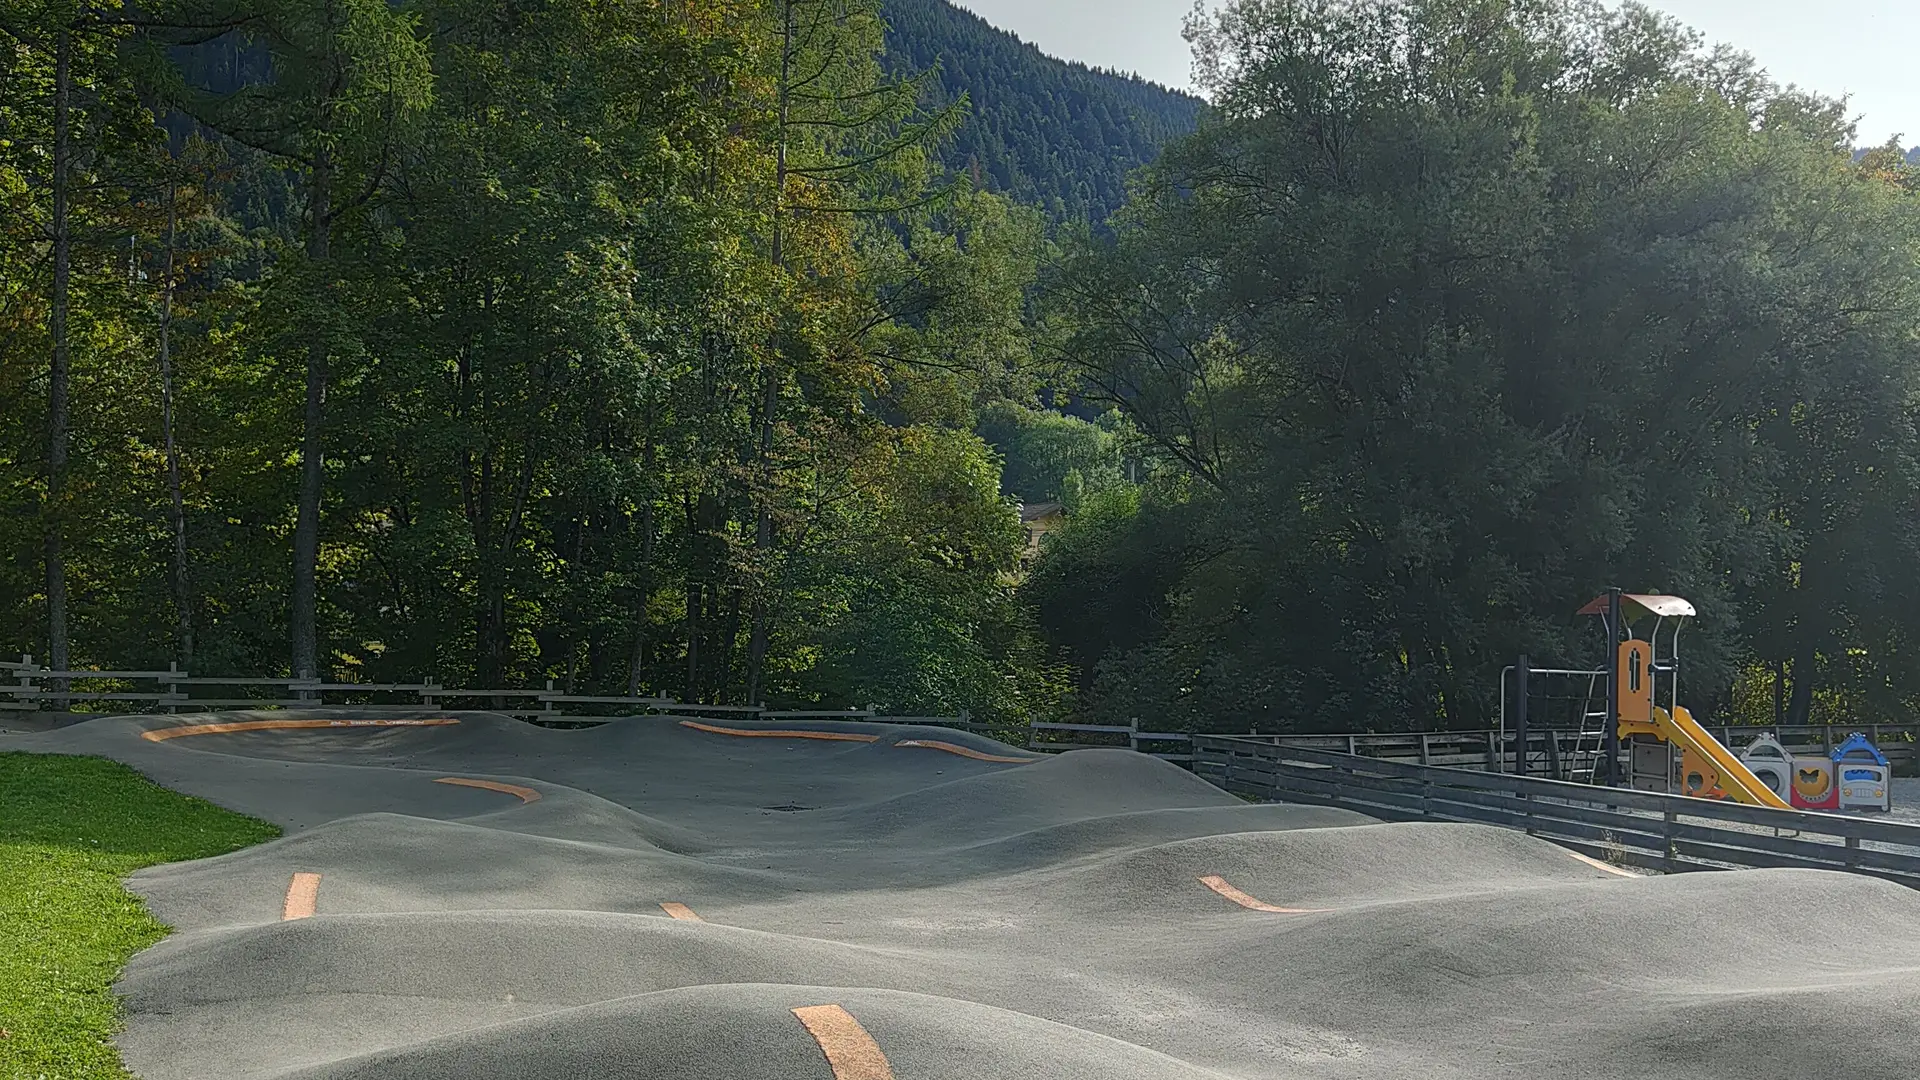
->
[1739,734,1838,810]
[1833,733,1895,811]
[1504,589,1893,812]
[1735,732,1896,811]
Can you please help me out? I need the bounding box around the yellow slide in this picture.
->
[1647,705,1790,809]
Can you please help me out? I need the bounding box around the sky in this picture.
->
[953,0,1920,147]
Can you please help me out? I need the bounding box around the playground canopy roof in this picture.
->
[1575,593,1696,620]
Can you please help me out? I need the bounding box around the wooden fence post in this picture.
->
[1418,734,1431,766]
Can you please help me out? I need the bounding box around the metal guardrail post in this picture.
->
[1514,654,1529,777]
[1602,587,1621,787]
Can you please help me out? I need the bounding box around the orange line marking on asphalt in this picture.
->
[141,717,461,742]
[894,738,1034,764]
[1198,874,1330,914]
[433,777,541,803]
[678,720,879,743]
[659,902,703,922]
[1562,848,1640,878]
[792,1004,894,1080]
[283,873,321,920]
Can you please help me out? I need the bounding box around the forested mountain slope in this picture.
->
[883,0,1203,224]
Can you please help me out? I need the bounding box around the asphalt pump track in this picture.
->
[7,711,1920,1079]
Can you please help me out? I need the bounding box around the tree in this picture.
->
[740,0,958,703]
[975,401,1122,503]
[0,0,1073,732]
[1,1,173,686]
[154,0,431,680]
[1041,0,1920,731]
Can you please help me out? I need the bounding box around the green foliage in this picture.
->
[0,4,188,672]
[793,427,1045,716]
[0,0,1066,726]
[863,187,1056,426]
[1041,0,1920,732]
[975,401,1123,503]
[0,752,277,1079]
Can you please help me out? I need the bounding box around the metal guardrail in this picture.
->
[1191,735,1920,886]
[1026,722,1920,775]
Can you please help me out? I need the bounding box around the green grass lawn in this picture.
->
[0,752,278,1080]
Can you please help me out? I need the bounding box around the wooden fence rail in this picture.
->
[0,660,979,727]
[9,654,1919,773]
[1190,735,1920,887]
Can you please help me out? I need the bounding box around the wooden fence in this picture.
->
[1192,735,1920,886]
[8,656,1917,776]
[0,658,984,729]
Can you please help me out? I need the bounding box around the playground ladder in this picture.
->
[1566,675,1609,784]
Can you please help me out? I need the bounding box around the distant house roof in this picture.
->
[1018,502,1064,523]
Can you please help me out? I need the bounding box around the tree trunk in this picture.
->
[743,0,794,705]
[471,445,510,688]
[1785,642,1817,728]
[718,588,744,703]
[159,181,193,665]
[625,616,648,697]
[744,364,775,704]
[562,513,587,693]
[685,580,702,703]
[291,151,330,683]
[625,474,656,698]
[45,29,72,704]
[477,578,508,686]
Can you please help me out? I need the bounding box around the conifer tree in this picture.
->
[150,0,430,680]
